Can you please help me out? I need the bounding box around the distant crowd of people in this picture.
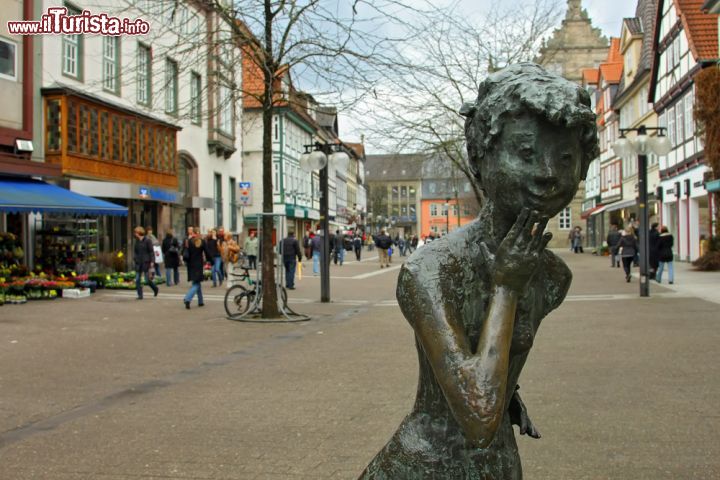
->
[606,222,675,284]
[132,225,249,308]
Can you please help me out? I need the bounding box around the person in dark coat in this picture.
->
[133,226,158,299]
[655,226,675,284]
[353,234,363,261]
[617,228,638,282]
[206,229,223,287]
[648,222,660,278]
[606,224,621,268]
[281,231,303,289]
[183,235,207,309]
[162,229,181,287]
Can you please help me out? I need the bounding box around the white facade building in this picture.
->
[40,0,243,253]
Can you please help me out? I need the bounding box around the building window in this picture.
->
[46,99,61,151]
[165,58,178,115]
[103,37,120,93]
[667,105,675,148]
[137,43,151,105]
[558,207,571,230]
[0,38,17,81]
[218,83,233,135]
[214,173,223,227]
[430,204,438,216]
[62,5,82,79]
[190,72,201,125]
[229,176,237,231]
[684,95,694,139]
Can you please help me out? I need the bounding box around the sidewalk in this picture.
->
[0,250,718,479]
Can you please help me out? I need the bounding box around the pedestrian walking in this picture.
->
[398,236,406,256]
[303,231,313,260]
[374,229,392,268]
[244,231,259,270]
[222,232,240,287]
[648,223,660,278]
[206,229,223,287]
[606,224,621,268]
[353,234,362,261]
[183,235,207,309]
[311,231,322,275]
[281,231,303,290]
[146,226,162,276]
[656,226,675,284]
[334,230,345,265]
[617,229,638,282]
[217,226,226,279]
[161,229,181,287]
[571,226,584,253]
[133,226,159,299]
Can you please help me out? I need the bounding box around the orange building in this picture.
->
[420,198,476,237]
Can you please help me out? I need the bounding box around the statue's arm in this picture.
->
[397,265,521,448]
[398,208,552,448]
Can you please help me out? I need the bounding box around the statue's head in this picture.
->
[461,63,599,217]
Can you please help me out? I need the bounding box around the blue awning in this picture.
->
[0,177,127,216]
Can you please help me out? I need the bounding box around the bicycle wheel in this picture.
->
[224,285,252,318]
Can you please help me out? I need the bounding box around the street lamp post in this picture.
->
[300,142,349,303]
[612,126,672,297]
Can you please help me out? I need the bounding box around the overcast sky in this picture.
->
[339,0,640,144]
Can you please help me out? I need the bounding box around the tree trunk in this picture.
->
[261,0,278,318]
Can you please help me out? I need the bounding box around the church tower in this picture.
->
[536,0,609,83]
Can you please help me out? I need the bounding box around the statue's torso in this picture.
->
[361,220,571,480]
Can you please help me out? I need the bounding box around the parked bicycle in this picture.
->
[224,266,288,319]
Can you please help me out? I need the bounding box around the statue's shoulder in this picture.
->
[402,222,482,277]
[540,250,573,311]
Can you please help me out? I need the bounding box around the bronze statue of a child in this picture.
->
[360,63,599,479]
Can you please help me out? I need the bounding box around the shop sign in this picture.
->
[137,186,178,203]
[238,182,252,206]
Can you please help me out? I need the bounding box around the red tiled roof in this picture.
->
[344,142,365,158]
[600,63,624,83]
[676,0,719,60]
[607,38,624,63]
[582,68,600,84]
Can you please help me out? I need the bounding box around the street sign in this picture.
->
[238,181,252,206]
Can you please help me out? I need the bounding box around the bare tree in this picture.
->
[355,0,563,204]
[95,0,426,317]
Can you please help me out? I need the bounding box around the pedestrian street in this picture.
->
[0,250,719,479]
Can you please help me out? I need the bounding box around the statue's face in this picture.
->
[483,112,584,218]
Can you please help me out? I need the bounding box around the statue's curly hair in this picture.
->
[461,63,599,185]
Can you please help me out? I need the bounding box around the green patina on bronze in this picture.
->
[359,63,599,479]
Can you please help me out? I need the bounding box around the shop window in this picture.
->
[67,100,78,153]
[46,99,61,152]
[111,114,121,162]
[100,111,110,160]
[146,128,154,168]
[88,108,99,156]
[79,104,89,154]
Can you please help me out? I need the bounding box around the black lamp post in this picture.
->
[300,142,349,303]
[612,125,672,297]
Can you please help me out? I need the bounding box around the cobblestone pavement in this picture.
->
[0,250,718,479]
